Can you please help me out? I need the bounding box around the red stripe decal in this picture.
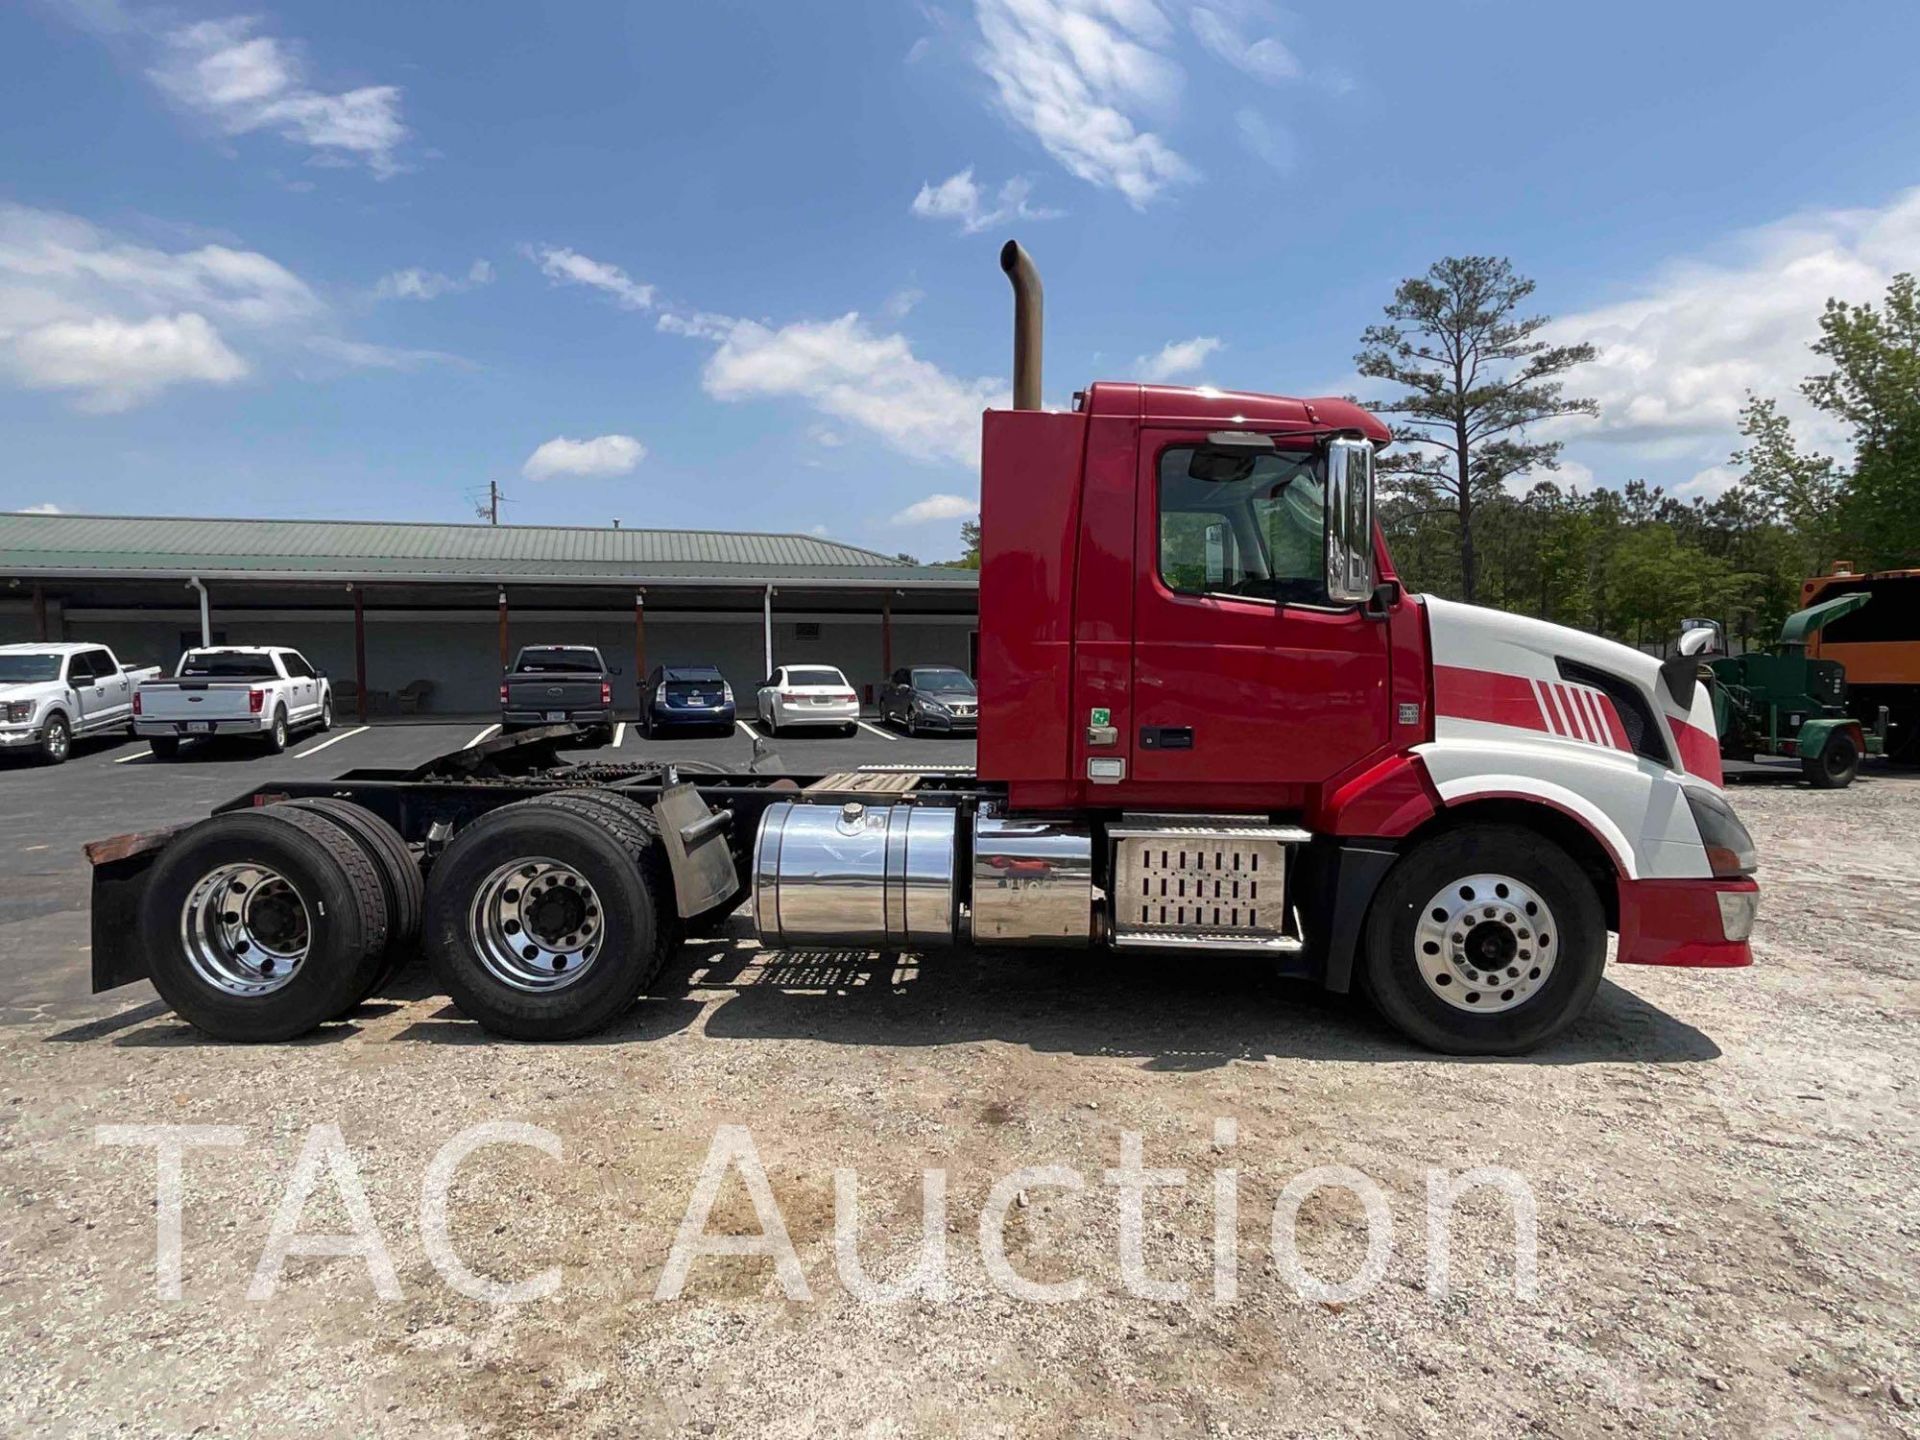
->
[1669,718,1723,784]
[1433,666,1551,733]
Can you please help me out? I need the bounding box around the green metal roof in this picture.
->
[0,512,976,589]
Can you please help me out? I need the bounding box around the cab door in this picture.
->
[1124,430,1391,810]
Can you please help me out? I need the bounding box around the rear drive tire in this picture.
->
[37,713,70,765]
[842,722,859,737]
[276,797,423,1003]
[262,707,289,755]
[1361,823,1606,1056]
[148,736,181,760]
[423,796,676,1039]
[141,808,389,1041]
[1803,735,1859,789]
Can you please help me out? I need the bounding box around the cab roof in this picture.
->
[1082,382,1393,445]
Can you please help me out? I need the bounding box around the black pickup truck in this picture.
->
[500,646,615,744]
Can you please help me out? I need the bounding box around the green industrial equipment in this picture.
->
[1693,594,1886,789]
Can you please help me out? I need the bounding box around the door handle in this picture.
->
[1139,725,1194,750]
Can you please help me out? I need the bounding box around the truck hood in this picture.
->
[1424,595,1722,784]
[0,681,58,700]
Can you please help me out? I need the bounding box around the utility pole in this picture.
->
[489,480,500,525]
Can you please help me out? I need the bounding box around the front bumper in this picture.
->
[135,717,269,737]
[908,709,977,732]
[1615,876,1758,967]
[0,724,43,748]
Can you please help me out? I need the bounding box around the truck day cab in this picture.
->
[0,642,159,763]
[134,646,332,757]
[85,244,1759,1055]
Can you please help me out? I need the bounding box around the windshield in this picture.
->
[0,654,61,683]
[179,651,278,679]
[516,648,603,674]
[912,667,975,694]
[786,667,846,687]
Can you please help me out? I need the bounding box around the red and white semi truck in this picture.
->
[85,244,1758,1055]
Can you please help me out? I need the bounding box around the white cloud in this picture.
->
[884,287,925,319]
[1190,7,1300,82]
[1134,335,1222,382]
[18,503,64,515]
[373,259,493,302]
[522,434,647,482]
[891,493,978,525]
[910,168,1063,234]
[305,336,469,371]
[809,425,846,448]
[1235,107,1296,172]
[0,204,326,409]
[972,0,1194,208]
[530,246,654,311]
[147,17,407,178]
[1676,465,1739,500]
[699,312,1006,468]
[9,312,247,411]
[1550,186,1920,458]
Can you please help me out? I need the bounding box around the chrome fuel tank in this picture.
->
[752,800,958,949]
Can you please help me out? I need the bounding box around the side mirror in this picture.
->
[1323,435,1374,604]
[1677,628,1715,658]
[1660,654,1701,710]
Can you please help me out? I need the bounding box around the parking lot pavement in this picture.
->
[0,717,975,1026]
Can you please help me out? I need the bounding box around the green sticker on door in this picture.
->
[1089,707,1110,727]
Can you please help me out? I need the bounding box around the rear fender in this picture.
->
[1793,717,1864,762]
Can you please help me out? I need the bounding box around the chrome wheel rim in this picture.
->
[179,862,311,996]
[47,722,68,759]
[467,857,604,992]
[1413,873,1557,1014]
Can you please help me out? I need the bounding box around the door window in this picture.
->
[83,649,115,681]
[281,653,315,680]
[1157,446,1327,605]
[66,653,97,684]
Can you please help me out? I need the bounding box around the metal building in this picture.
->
[0,512,979,718]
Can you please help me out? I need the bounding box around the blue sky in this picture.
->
[4,0,1919,559]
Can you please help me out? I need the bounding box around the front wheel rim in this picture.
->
[1412,873,1558,1014]
[48,723,68,757]
[180,862,311,995]
[467,857,605,992]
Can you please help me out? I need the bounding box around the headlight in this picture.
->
[915,697,949,714]
[2,701,32,723]
[1685,787,1758,877]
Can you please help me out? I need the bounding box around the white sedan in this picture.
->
[755,665,860,736]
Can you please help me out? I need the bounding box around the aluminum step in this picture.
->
[1107,816,1312,842]
[1110,931,1305,953]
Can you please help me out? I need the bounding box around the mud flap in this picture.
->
[85,826,184,991]
[652,782,741,919]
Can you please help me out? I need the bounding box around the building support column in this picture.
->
[32,583,47,643]
[633,591,646,714]
[187,576,210,647]
[497,587,510,671]
[762,585,774,679]
[881,593,893,680]
[352,584,369,723]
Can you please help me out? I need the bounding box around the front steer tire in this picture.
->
[1361,823,1607,1056]
[423,795,677,1040]
[140,808,390,1042]
[37,713,70,765]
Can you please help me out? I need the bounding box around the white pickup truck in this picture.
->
[0,642,162,764]
[134,646,333,758]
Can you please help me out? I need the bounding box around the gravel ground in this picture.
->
[1,773,1916,1437]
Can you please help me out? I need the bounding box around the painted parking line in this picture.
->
[736,719,762,740]
[855,719,900,742]
[113,747,155,765]
[293,724,368,760]
[463,723,502,750]
[613,721,627,748]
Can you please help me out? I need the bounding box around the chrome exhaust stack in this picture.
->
[1000,240,1043,411]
